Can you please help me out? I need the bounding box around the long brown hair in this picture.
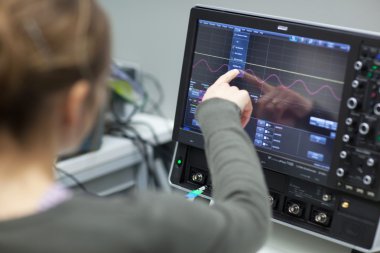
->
[0,0,110,138]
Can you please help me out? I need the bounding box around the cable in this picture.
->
[110,97,139,126]
[126,127,160,186]
[55,166,101,197]
[141,72,166,117]
[130,121,160,145]
[109,126,159,187]
[109,62,149,125]
[110,62,166,118]
[141,72,165,105]
[186,185,208,201]
[107,122,173,171]
[111,62,144,96]
[107,68,170,188]
[109,123,155,146]
[128,122,174,164]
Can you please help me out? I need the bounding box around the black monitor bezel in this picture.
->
[173,7,368,151]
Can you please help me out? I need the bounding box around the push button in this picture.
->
[375,53,380,65]
[356,188,364,194]
[369,47,378,58]
[361,46,369,57]
[341,201,350,209]
[345,185,354,191]
[367,191,375,198]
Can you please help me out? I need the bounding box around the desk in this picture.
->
[57,113,173,196]
[259,222,351,253]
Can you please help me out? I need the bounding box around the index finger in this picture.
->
[214,69,240,86]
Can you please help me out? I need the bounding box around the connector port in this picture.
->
[269,192,279,210]
[285,199,305,218]
[310,207,332,227]
[189,167,208,186]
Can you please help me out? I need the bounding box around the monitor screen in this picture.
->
[181,19,351,177]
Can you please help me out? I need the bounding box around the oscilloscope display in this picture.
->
[182,19,350,171]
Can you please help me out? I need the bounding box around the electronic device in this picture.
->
[169,6,380,252]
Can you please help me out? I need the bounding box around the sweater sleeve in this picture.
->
[132,98,271,253]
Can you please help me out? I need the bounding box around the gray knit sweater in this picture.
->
[0,98,271,253]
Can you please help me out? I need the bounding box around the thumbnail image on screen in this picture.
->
[182,20,350,172]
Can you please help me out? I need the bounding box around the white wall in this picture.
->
[99,0,380,119]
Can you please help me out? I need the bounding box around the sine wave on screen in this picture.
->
[192,58,342,101]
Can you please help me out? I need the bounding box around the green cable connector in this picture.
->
[186,186,207,200]
[109,80,135,102]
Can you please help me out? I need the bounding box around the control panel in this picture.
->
[334,46,380,200]
[171,142,380,251]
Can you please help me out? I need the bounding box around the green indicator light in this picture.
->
[177,159,182,165]
[372,65,378,70]
[377,135,380,142]
[367,72,373,78]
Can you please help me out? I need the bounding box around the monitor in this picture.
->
[170,6,380,251]
[174,8,355,185]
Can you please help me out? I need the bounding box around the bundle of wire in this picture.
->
[56,63,173,195]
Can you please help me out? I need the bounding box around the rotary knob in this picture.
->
[336,168,346,178]
[339,150,349,159]
[374,103,380,116]
[351,79,363,89]
[359,123,370,135]
[367,158,376,167]
[342,134,351,143]
[354,60,363,71]
[347,97,359,110]
[345,117,354,126]
[363,175,373,186]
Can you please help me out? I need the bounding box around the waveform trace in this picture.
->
[192,59,341,101]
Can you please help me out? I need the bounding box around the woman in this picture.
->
[0,0,271,252]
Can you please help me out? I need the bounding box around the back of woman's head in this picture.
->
[0,0,110,140]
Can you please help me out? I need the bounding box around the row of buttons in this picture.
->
[361,45,380,60]
[337,181,376,198]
